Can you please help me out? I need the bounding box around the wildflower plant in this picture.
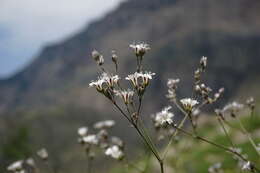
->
[87,43,260,173]
[6,42,260,173]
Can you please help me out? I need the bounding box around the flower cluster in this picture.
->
[77,120,125,161]
[152,106,174,127]
[180,98,199,112]
[166,78,180,101]
[129,43,150,58]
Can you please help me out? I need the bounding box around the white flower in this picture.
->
[242,161,252,171]
[7,160,23,171]
[138,71,155,86]
[105,145,124,160]
[208,162,222,173]
[180,98,199,111]
[223,102,244,116]
[129,43,150,57]
[125,72,140,87]
[167,78,180,88]
[83,134,99,145]
[114,89,134,104]
[102,73,120,87]
[89,78,105,91]
[78,127,88,137]
[37,148,48,160]
[200,56,207,68]
[154,106,174,126]
[25,158,35,168]
[94,120,115,129]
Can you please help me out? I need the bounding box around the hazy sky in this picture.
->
[0,0,123,78]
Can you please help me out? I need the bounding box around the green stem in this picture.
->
[172,125,260,172]
[236,117,260,156]
[162,113,189,160]
[216,117,235,148]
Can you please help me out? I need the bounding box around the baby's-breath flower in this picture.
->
[114,89,134,104]
[83,134,99,145]
[25,158,35,168]
[129,43,150,57]
[78,127,88,137]
[208,162,222,173]
[167,78,180,88]
[102,73,120,88]
[37,148,48,160]
[125,72,140,88]
[89,78,105,92]
[105,145,124,160]
[7,160,24,172]
[180,98,199,112]
[138,71,155,86]
[94,120,115,129]
[111,136,124,148]
[200,56,207,70]
[242,161,253,171]
[246,97,255,110]
[153,106,174,126]
[223,102,244,117]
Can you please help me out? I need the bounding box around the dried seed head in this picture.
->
[91,50,104,66]
[111,50,118,63]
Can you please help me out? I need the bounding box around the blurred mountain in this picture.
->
[1,0,260,171]
[1,0,260,114]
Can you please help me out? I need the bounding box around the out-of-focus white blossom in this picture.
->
[154,106,174,126]
[83,134,99,145]
[37,148,49,160]
[180,98,199,111]
[7,160,23,172]
[129,43,150,57]
[208,162,222,173]
[223,102,244,117]
[94,120,115,129]
[105,145,124,160]
[78,127,88,137]
[242,161,252,171]
[25,158,35,168]
[167,78,180,88]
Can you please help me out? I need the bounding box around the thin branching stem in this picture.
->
[162,113,189,160]
[216,116,235,148]
[111,101,162,164]
[236,117,260,156]
[172,125,260,172]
